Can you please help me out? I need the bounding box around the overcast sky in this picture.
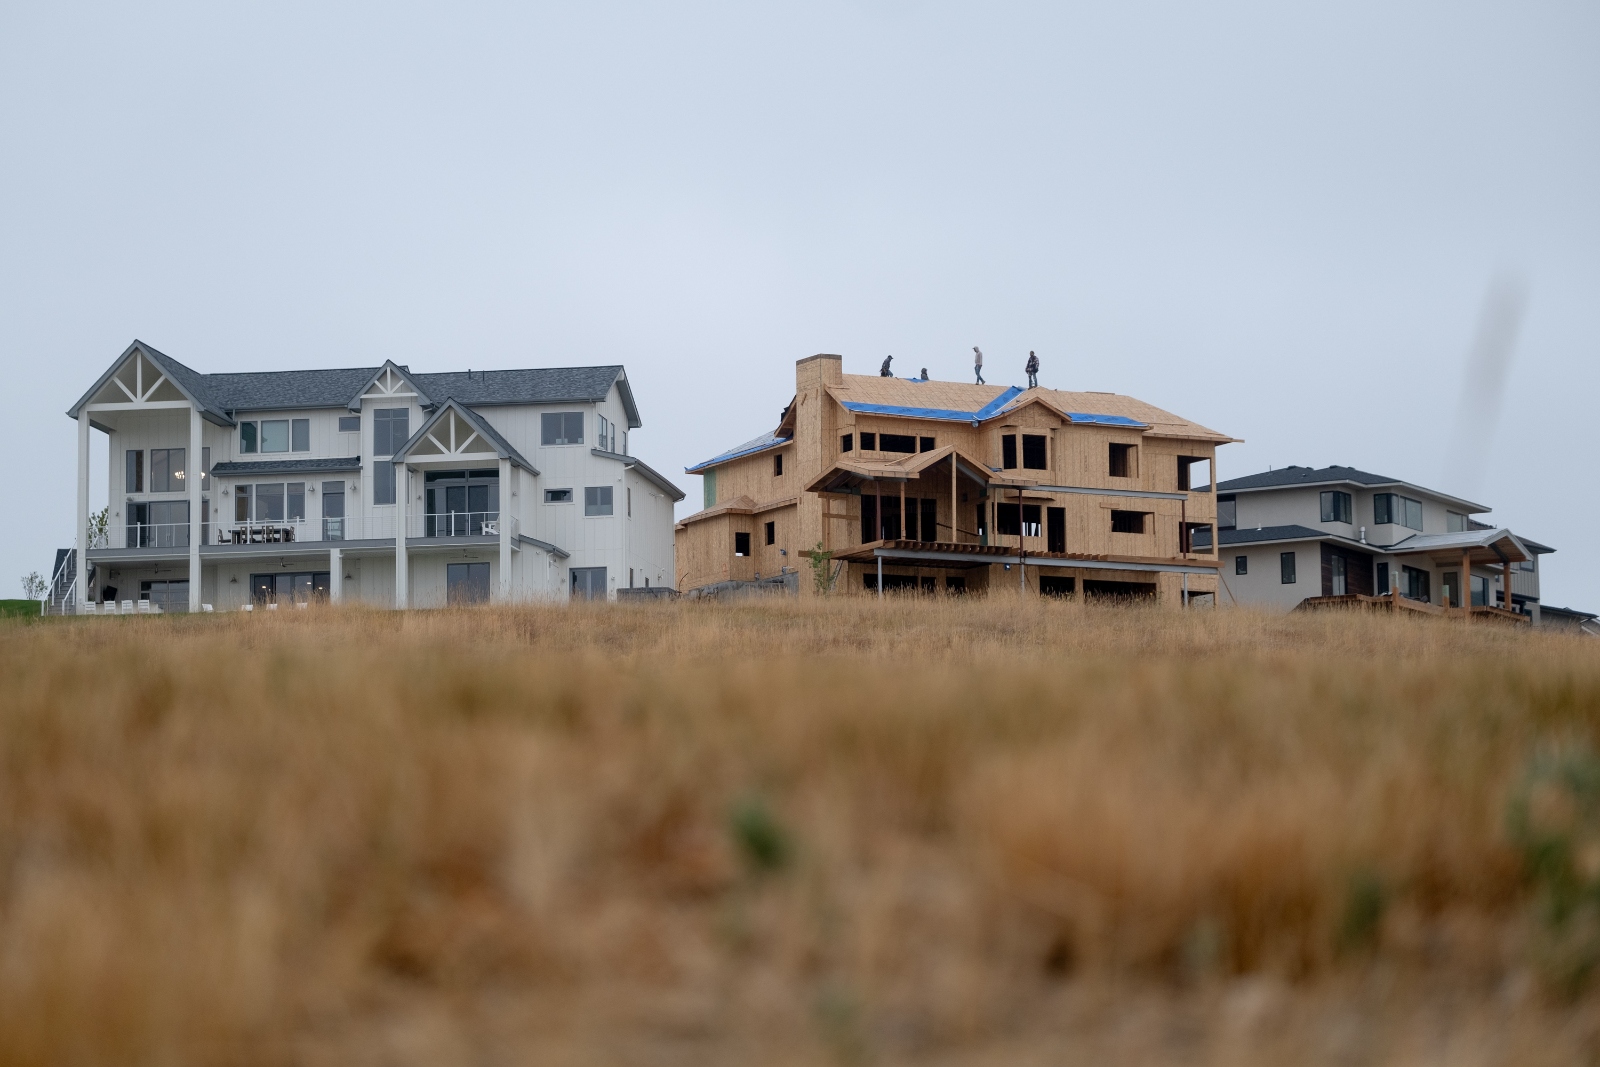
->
[3,2,1596,607]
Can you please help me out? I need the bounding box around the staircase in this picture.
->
[44,548,92,616]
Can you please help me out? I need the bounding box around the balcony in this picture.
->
[217,515,397,545]
[407,511,519,542]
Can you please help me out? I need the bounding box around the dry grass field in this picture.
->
[2,597,1600,1065]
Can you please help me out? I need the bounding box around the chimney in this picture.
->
[796,353,843,391]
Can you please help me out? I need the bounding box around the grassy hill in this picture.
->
[0,599,40,619]
[1,599,1597,1065]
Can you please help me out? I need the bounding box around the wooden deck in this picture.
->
[1296,593,1529,623]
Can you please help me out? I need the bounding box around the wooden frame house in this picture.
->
[677,354,1237,601]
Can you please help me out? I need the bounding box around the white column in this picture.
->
[188,406,203,613]
[498,457,512,603]
[395,463,409,609]
[76,413,90,613]
[329,546,342,604]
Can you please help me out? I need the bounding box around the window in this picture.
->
[1177,456,1209,492]
[919,437,936,452]
[1320,490,1352,524]
[234,485,252,522]
[541,412,584,446]
[1521,557,1537,572]
[200,447,210,491]
[125,449,144,492]
[545,488,573,503]
[322,481,345,540]
[1110,510,1147,534]
[859,432,877,450]
[598,414,613,452]
[373,408,409,456]
[250,572,331,605]
[150,448,186,492]
[996,503,1020,536]
[1022,434,1047,470]
[1376,562,1390,594]
[1040,576,1076,597]
[261,420,290,453]
[1235,555,1248,575]
[1281,551,1297,584]
[1374,493,1423,531]
[255,483,285,522]
[291,419,310,452]
[840,433,853,453]
[627,487,632,517]
[765,521,776,545]
[1109,443,1135,478]
[338,415,360,433]
[240,422,257,453]
[1047,506,1065,552]
[1447,511,1466,532]
[584,486,613,516]
[1218,494,1237,530]
[735,531,751,556]
[125,500,190,548]
[1403,565,1430,601]
[287,482,306,522]
[1021,504,1042,537]
[1331,554,1347,596]
[373,462,396,506]
[447,562,491,606]
[1001,434,1017,470]
[774,453,784,476]
[880,433,916,453]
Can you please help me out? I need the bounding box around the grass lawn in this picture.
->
[1,598,1598,1064]
[0,599,40,618]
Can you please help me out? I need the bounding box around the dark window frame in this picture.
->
[765,520,776,545]
[1109,443,1135,479]
[541,411,586,447]
[544,488,573,503]
[584,485,614,516]
[859,432,876,450]
[1001,434,1018,470]
[1110,509,1147,534]
[1022,434,1048,470]
[1320,490,1353,524]
[125,449,144,493]
[338,415,360,433]
[1235,554,1248,575]
[734,531,751,557]
[840,433,853,453]
[1281,551,1296,585]
[773,452,784,476]
[880,433,916,454]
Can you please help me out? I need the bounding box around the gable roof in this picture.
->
[69,342,640,425]
[824,375,1233,441]
[67,340,234,425]
[1215,465,1489,513]
[389,399,537,472]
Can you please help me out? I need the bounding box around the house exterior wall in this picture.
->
[677,355,1227,600]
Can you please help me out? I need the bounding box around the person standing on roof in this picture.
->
[920,367,929,380]
[972,346,985,385]
[1025,350,1039,389]
[880,355,894,377]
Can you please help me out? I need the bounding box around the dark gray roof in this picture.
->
[1219,524,1329,545]
[210,457,363,476]
[204,367,380,411]
[70,341,639,426]
[1216,465,1402,492]
[592,449,686,501]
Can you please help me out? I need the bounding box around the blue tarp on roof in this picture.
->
[1065,412,1146,428]
[686,430,789,473]
[839,386,1026,425]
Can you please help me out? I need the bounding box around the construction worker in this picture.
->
[1025,350,1039,389]
[920,367,929,380]
[973,346,985,384]
[880,354,893,377]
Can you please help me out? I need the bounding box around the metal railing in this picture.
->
[124,522,198,548]
[408,512,517,540]
[217,515,396,545]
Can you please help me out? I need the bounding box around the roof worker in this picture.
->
[973,346,985,385]
[1025,350,1039,389]
[880,354,894,377]
[920,367,929,380]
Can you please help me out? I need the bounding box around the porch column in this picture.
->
[189,405,203,613]
[395,463,409,609]
[1461,550,1472,615]
[329,546,342,604]
[76,412,89,613]
[498,457,512,603]
[1502,559,1511,611]
[950,458,957,543]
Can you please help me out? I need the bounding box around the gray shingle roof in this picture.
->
[69,341,640,427]
[1216,465,1401,491]
[1218,525,1330,545]
[210,457,363,476]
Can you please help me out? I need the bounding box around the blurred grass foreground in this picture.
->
[3,599,1600,1066]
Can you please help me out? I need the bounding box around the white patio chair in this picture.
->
[121,600,134,613]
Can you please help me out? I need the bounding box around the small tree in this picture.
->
[807,542,834,595]
[21,571,47,600]
[86,506,109,549]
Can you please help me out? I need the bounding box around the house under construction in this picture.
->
[676,354,1236,600]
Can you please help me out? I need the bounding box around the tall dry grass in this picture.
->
[2,598,1599,1065]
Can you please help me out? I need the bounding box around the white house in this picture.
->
[1205,464,1553,622]
[64,340,682,612]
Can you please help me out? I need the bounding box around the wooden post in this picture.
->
[1461,549,1472,615]
[1017,485,1025,592]
[950,457,956,543]
[1502,559,1511,612]
[900,478,907,544]
[875,480,883,543]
